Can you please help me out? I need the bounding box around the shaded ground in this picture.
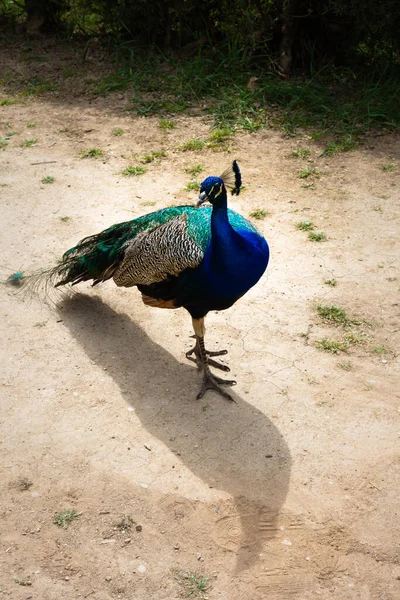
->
[1,40,399,599]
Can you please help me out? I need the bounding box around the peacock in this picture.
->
[39,161,269,401]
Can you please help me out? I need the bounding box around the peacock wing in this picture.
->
[113,213,204,287]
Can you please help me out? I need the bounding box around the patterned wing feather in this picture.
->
[113,213,204,287]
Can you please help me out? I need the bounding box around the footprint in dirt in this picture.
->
[59,294,291,573]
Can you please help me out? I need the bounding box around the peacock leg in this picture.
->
[186,340,229,372]
[191,318,236,402]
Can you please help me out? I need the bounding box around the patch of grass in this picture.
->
[291,147,311,158]
[41,176,55,184]
[372,345,389,354]
[316,304,349,325]
[122,165,146,176]
[315,338,349,354]
[181,139,206,152]
[185,164,204,176]
[141,201,156,206]
[0,136,8,149]
[18,477,33,491]
[323,135,357,154]
[185,180,201,192]
[344,331,369,346]
[20,138,37,147]
[141,150,167,163]
[22,77,58,96]
[159,119,176,130]
[180,572,210,598]
[324,279,337,286]
[308,231,326,242]
[381,163,395,171]
[298,166,319,179]
[115,515,134,533]
[372,205,383,212]
[27,122,36,128]
[112,128,124,136]
[60,216,71,222]
[338,360,353,371]
[79,148,104,159]
[54,509,79,528]
[0,98,17,106]
[296,220,314,231]
[14,578,32,587]
[250,209,269,220]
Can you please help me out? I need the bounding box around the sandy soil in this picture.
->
[1,40,399,600]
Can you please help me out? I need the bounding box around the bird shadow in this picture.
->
[58,294,291,573]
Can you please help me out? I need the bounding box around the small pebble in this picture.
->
[105,576,112,582]
[65,576,69,581]
[174,543,180,550]
[136,525,142,532]
[382,359,388,364]
[31,491,39,498]
[138,564,146,574]
[282,539,292,546]
[128,407,135,412]
[139,483,148,489]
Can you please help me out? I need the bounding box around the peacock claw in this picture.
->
[186,346,230,372]
[197,369,237,402]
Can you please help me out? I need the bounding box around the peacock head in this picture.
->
[197,160,242,207]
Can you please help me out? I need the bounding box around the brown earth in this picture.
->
[0,39,399,600]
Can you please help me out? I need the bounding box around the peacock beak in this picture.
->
[197,191,207,207]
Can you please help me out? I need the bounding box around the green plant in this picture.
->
[18,477,33,490]
[181,572,210,598]
[41,176,55,184]
[373,345,389,354]
[315,338,349,353]
[381,163,395,171]
[54,509,79,528]
[185,164,204,176]
[323,135,357,154]
[308,231,326,242]
[296,220,314,231]
[0,137,8,149]
[60,216,71,222]
[141,150,167,163]
[27,122,36,128]
[338,360,353,371]
[112,128,124,136]
[181,139,205,152]
[250,209,269,220]
[122,165,146,176]
[324,279,337,286]
[298,167,319,179]
[316,305,348,325]
[0,99,17,106]
[159,119,176,130]
[291,147,311,158]
[185,181,200,192]
[79,148,104,159]
[20,138,37,147]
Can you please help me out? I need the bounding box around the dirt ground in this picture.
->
[1,40,399,600]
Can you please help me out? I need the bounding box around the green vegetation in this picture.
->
[159,119,176,131]
[180,572,210,598]
[250,209,269,220]
[112,128,124,136]
[17,477,33,490]
[41,176,55,184]
[20,138,37,147]
[60,216,71,222]
[27,122,36,128]
[291,147,311,158]
[316,305,348,325]
[298,166,320,179]
[381,163,395,171]
[185,164,204,176]
[141,150,167,163]
[185,181,200,192]
[315,338,349,354]
[181,139,206,152]
[324,279,337,286]
[296,220,314,231]
[373,345,389,354]
[308,231,326,242]
[338,360,353,371]
[54,509,79,528]
[79,148,104,159]
[122,165,146,176]
[0,98,17,106]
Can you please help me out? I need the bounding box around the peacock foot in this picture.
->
[197,369,236,402]
[186,343,229,372]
